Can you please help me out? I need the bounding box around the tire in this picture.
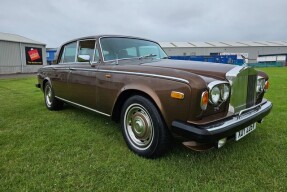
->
[121,95,171,158]
[44,82,63,110]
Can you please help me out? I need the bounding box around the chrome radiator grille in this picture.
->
[246,74,257,108]
[226,66,258,113]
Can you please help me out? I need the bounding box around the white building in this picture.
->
[0,32,46,74]
[160,41,287,63]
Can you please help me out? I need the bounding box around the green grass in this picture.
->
[0,67,286,191]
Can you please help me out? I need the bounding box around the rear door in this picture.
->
[51,41,77,98]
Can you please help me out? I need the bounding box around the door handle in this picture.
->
[105,74,111,78]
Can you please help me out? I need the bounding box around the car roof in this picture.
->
[60,35,157,47]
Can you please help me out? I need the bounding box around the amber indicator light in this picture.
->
[171,91,184,100]
[265,81,270,90]
[201,91,209,110]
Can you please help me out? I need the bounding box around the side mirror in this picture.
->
[78,55,90,62]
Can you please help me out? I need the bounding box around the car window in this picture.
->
[139,46,159,57]
[60,42,77,63]
[94,48,100,62]
[125,47,137,57]
[100,37,167,62]
[77,40,98,62]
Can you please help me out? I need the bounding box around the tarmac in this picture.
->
[0,73,37,79]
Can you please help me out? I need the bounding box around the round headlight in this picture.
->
[257,78,265,93]
[210,86,220,105]
[221,84,230,101]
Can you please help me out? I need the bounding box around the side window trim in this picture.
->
[75,41,79,62]
[92,40,97,62]
[60,47,66,64]
[59,39,101,64]
[77,39,99,64]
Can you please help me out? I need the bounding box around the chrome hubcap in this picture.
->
[124,104,154,150]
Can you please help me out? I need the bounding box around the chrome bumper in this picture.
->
[172,100,272,143]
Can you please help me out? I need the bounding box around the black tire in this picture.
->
[121,95,171,158]
[44,82,63,110]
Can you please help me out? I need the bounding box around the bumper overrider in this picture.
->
[172,100,272,143]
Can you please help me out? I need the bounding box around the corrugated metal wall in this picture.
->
[0,41,46,74]
[0,41,21,74]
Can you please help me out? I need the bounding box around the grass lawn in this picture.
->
[0,67,286,191]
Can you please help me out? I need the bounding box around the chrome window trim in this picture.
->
[60,45,66,64]
[55,96,111,117]
[74,41,79,62]
[58,41,78,64]
[77,39,98,63]
[69,68,189,84]
[93,40,98,62]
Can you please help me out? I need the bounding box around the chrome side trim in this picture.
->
[51,67,70,70]
[206,100,271,132]
[69,68,189,84]
[55,96,111,117]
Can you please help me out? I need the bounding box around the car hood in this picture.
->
[142,59,235,80]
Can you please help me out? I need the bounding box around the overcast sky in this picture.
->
[1,0,286,47]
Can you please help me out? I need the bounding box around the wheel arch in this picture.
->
[42,77,52,92]
[112,87,166,125]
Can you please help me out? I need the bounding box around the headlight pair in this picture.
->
[209,82,230,105]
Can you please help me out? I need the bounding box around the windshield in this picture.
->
[100,37,167,61]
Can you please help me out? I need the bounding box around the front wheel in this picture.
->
[121,95,171,158]
[44,82,63,110]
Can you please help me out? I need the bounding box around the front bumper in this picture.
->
[172,100,272,143]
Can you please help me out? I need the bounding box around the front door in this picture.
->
[67,39,101,110]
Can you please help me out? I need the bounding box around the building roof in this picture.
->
[159,41,287,48]
[0,32,45,45]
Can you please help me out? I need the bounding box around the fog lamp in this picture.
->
[217,138,227,148]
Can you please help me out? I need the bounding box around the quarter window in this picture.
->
[60,42,77,63]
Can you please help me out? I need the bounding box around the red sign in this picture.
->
[25,47,43,65]
[28,49,40,61]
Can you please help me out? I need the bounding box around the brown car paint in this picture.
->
[37,35,271,141]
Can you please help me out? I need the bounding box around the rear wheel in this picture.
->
[44,82,63,110]
[121,95,171,158]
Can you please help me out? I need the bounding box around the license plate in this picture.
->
[235,123,256,141]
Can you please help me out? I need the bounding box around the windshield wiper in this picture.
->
[139,54,157,60]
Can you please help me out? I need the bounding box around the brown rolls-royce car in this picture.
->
[36,35,272,158]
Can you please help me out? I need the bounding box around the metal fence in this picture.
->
[247,62,285,68]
